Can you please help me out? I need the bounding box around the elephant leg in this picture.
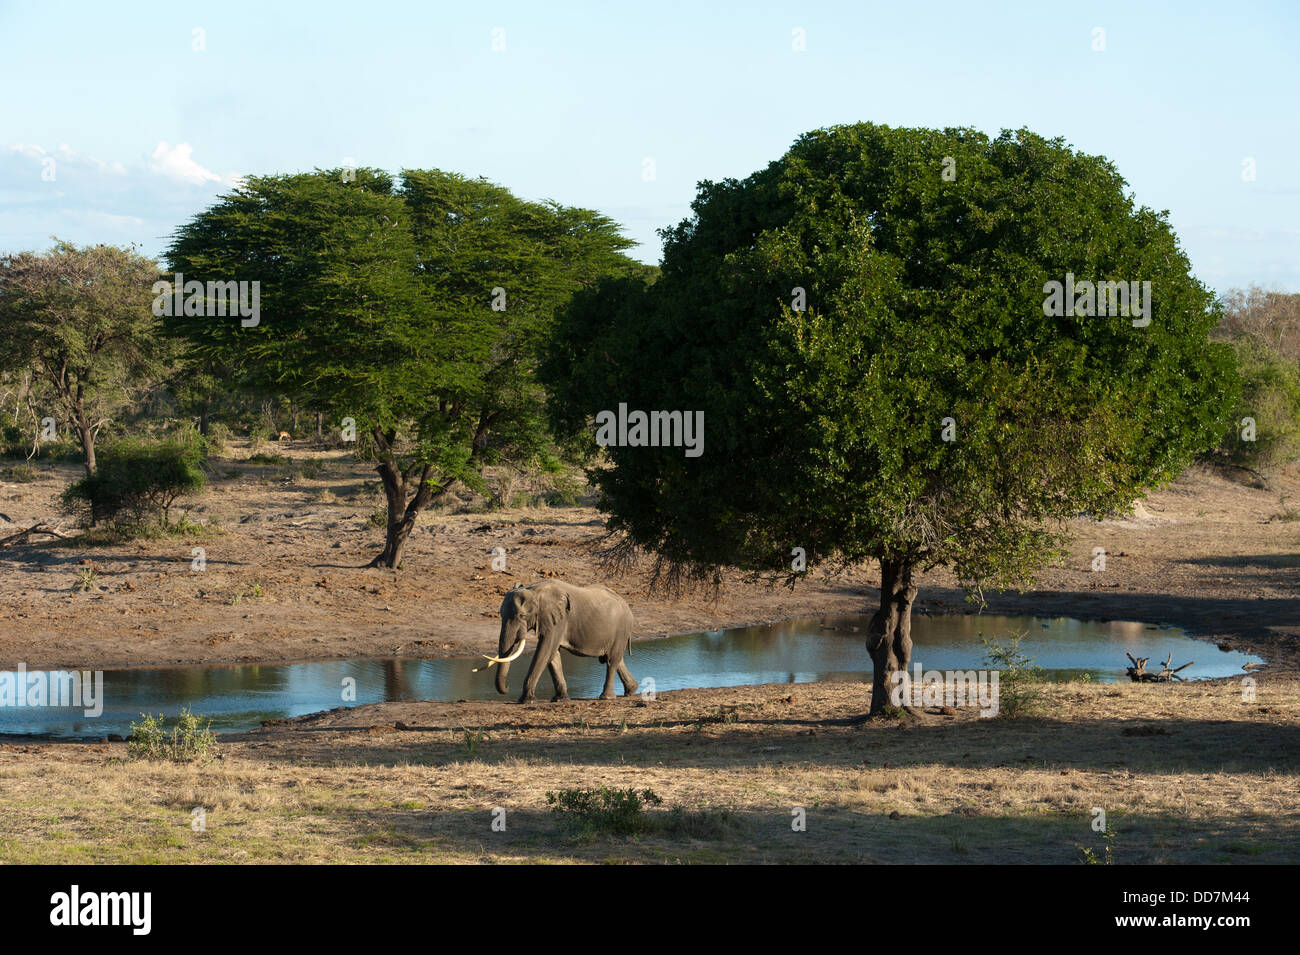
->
[616,660,637,696]
[600,658,618,700]
[520,635,559,704]
[549,653,569,702]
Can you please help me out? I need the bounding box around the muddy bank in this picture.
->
[1,450,1297,683]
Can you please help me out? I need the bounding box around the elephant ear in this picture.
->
[537,588,571,639]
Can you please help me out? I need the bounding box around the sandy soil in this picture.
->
[1,442,1298,683]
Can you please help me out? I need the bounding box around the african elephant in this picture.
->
[476,580,638,703]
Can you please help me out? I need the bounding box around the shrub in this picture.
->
[547,786,663,835]
[127,708,218,763]
[246,451,287,466]
[545,787,735,840]
[0,462,38,483]
[980,631,1046,718]
[1213,339,1300,470]
[0,419,24,456]
[60,432,207,527]
[205,422,232,454]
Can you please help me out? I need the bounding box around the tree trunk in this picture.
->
[198,404,210,437]
[367,428,443,570]
[315,411,324,443]
[67,376,96,477]
[72,407,95,477]
[866,557,918,715]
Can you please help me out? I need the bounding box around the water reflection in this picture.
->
[0,613,1261,737]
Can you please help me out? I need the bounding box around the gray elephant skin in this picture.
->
[480,580,638,703]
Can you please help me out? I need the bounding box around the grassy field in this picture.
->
[2,679,1295,864]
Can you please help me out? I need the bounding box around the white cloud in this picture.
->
[148,141,224,185]
[7,142,126,175]
[2,141,237,256]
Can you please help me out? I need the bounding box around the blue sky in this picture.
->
[2,0,1297,295]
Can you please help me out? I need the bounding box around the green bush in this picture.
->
[547,786,663,835]
[980,631,1046,718]
[545,786,734,840]
[60,432,207,527]
[246,451,287,466]
[127,708,218,763]
[0,462,38,483]
[205,422,232,454]
[0,420,23,455]
[1214,339,1300,470]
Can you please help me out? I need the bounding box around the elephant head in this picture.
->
[478,584,570,695]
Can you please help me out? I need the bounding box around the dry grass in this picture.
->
[1,679,1295,864]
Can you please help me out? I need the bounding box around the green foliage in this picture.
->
[1214,338,1300,469]
[0,462,38,483]
[545,786,734,840]
[246,451,287,466]
[205,422,232,453]
[0,242,174,474]
[60,431,206,527]
[1078,826,1117,865]
[127,708,219,763]
[980,631,1046,718]
[545,123,1238,595]
[547,786,663,835]
[164,168,643,564]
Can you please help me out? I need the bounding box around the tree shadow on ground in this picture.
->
[239,705,1300,778]
[305,804,1298,865]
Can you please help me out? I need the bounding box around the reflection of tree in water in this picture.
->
[383,660,413,701]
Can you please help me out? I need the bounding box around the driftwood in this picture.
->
[0,522,69,547]
[1126,652,1194,683]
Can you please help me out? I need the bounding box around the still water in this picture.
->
[0,613,1261,737]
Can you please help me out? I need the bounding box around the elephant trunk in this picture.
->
[490,621,526,694]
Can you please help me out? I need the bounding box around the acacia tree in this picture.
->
[0,241,166,475]
[545,124,1238,714]
[166,167,641,568]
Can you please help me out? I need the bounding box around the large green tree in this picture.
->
[166,167,643,568]
[545,124,1238,714]
[0,241,167,475]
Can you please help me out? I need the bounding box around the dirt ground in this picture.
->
[1,680,1295,863]
[2,441,1299,679]
[1,443,1298,864]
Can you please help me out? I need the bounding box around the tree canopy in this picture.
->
[0,241,167,475]
[544,123,1239,713]
[166,167,646,566]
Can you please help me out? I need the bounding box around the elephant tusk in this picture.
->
[472,637,526,671]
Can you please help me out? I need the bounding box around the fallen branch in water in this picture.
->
[1126,651,1194,683]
